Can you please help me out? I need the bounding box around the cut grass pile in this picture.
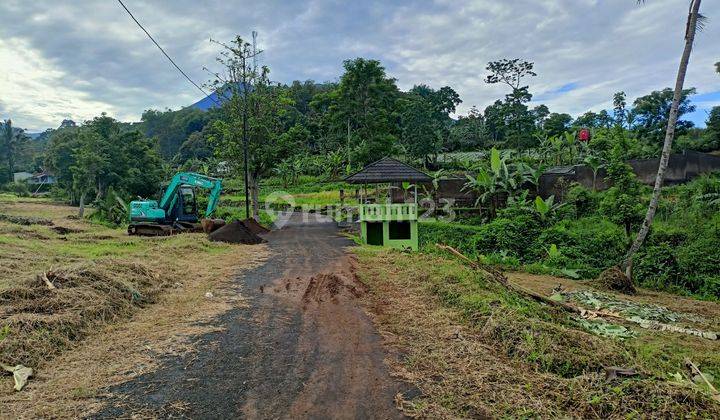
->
[355,247,720,418]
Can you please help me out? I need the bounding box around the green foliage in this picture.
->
[1,182,30,197]
[599,130,646,235]
[141,107,210,160]
[631,87,696,149]
[1,120,30,183]
[566,185,600,218]
[310,58,401,166]
[531,217,627,277]
[44,114,164,212]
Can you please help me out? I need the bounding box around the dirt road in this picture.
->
[97,213,403,418]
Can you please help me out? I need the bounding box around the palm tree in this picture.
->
[623,0,703,278]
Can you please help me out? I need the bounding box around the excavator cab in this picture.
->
[166,186,199,223]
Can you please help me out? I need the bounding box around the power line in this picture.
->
[116,0,220,105]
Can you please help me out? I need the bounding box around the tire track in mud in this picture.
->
[96,213,403,419]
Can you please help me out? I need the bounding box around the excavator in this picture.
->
[128,172,225,236]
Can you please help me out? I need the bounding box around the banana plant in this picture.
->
[583,154,606,191]
[534,195,566,221]
[463,147,518,218]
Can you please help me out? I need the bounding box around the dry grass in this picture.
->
[0,198,270,417]
[355,247,720,418]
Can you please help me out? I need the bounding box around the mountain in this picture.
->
[189,83,248,111]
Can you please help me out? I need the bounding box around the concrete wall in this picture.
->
[538,151,720,198]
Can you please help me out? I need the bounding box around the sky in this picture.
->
[1,0,719,132]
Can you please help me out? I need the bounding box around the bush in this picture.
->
[471,215,543,260]
[1,182,30,197]
[419,221,484,257]
[530,217,626,278]
[566,185,599,218]
[634,243,683,293]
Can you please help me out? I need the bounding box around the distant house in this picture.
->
[28,171,56,185]
[13,172,32,183]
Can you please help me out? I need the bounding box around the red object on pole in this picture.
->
[578,128,591,142]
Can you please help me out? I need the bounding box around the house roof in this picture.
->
[344,157,432,184]
[543,165,576,175]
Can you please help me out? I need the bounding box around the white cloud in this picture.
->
[0,0,718,130]
[0,37,117,130]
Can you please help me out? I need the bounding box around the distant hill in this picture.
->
[188,83,247,111]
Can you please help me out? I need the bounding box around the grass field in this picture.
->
[0,196,269,410]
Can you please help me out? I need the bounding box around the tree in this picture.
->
[613,91,628,127]
[631,87,696,145]
[624,0,703,278]
[1,119,29,183]
[310,58,401,166]
[45,114,163,214]
[448,106,486,151]
[701,106,720,151]
[398,85,461,164]
[208,36,300,218]
[544,113,573,137]
[483,59,539,148]
[141,108,210,160]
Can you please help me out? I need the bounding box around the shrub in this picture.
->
[675,220,720,294]
[530,217,626,278]
[1,182,30,197]
[634,243,683,293]
[418,221,484,257]
[471,215,543,260]
[566,185,599,218]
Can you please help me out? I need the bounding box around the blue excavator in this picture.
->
[128,172,225,236]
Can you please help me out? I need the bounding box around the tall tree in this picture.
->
[483,59,538,148]
[399,85,461,164]
[631,87,696,145]
[544,113,573,137]
[310,58,400,166]
[208,36,300,218]
[613,91,628,127]
[1,119,29,183]
[623,0,703,278]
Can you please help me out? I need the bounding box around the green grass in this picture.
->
[356,246,720,389]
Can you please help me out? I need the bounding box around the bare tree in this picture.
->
[623,0,703,278]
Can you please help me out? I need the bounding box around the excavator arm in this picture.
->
[159,172,223,217]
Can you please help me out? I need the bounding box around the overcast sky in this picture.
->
[1,0,719,131]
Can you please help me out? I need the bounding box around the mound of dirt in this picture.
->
[208,220,265,244]
[51,226,83,235]
[301,272,368,306]
[241,218,270,235]
[0,214,53,226]
[0,260,167,368]
[592,266,637,295]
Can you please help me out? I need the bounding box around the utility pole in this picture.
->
[252,31,258,74]
[241,54,250,219]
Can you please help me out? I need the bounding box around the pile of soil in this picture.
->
[0,260,166,368]
[241,218,270,235]
[51,226,83,235]
[591,266,637,295]
[208,221,265,245]
[298,272,369,308]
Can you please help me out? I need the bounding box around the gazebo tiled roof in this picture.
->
[344,157,432,184]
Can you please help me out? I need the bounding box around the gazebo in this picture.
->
[345,157,432,251]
